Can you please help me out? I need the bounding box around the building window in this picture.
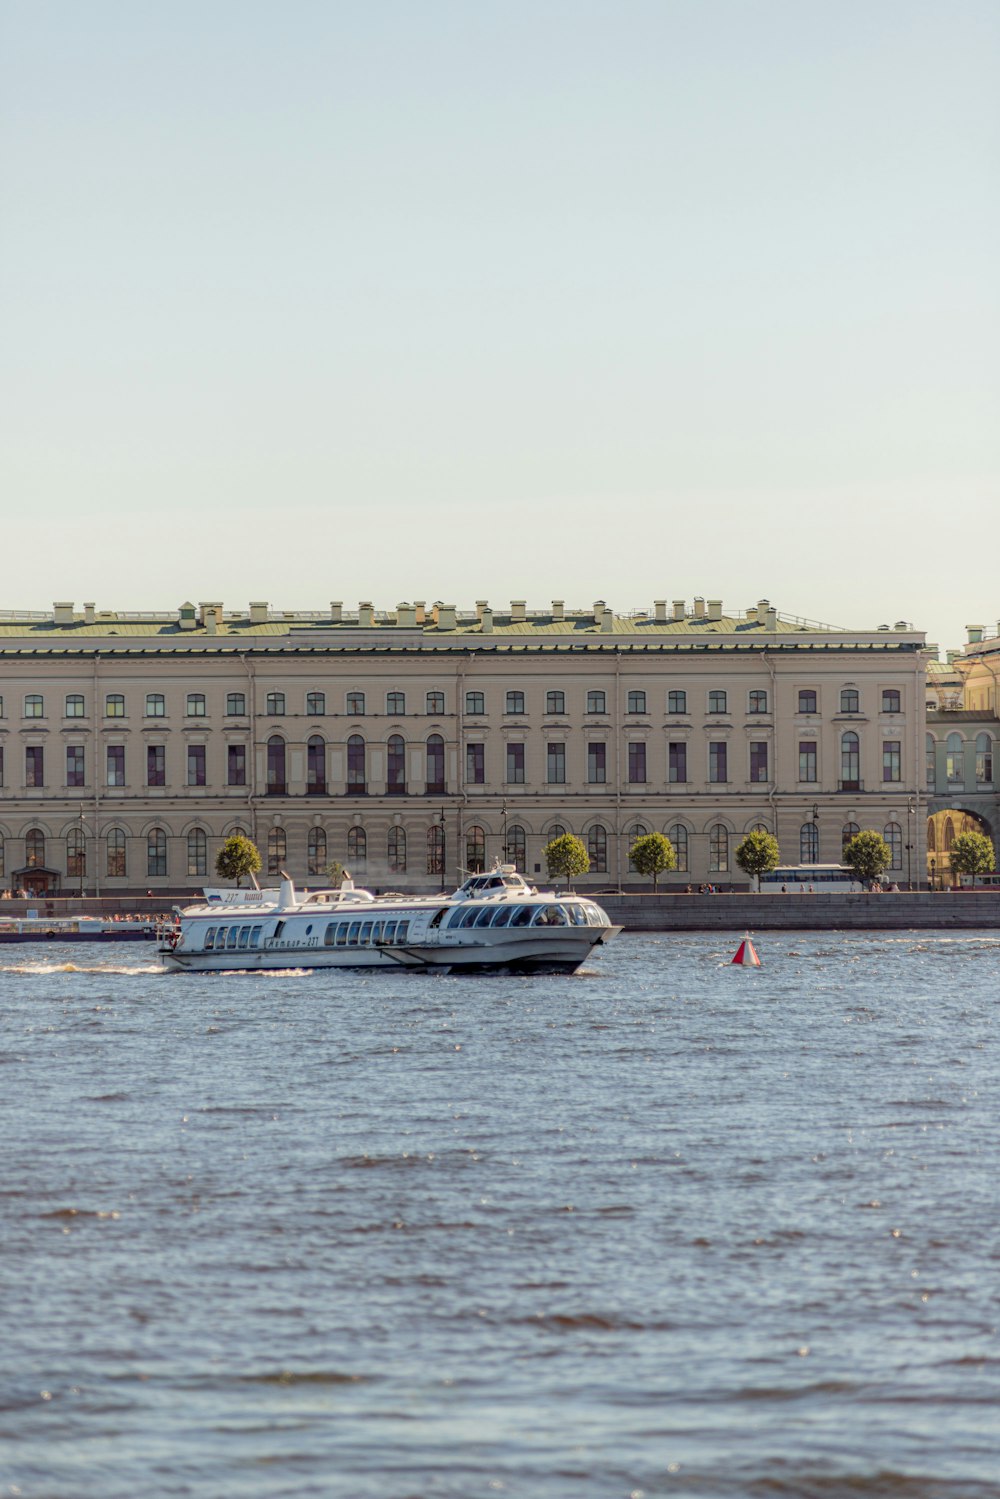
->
[881,689,901,714]
[387,735,406,794]
[267,735,287,795]
[67,828,86,880]
[186,694,206,717]
[506,743,525,784]
[426,734,445,793]
[347,735,366,792]
[307,736,327,794]
[945,733,963,784]
[587,690,606,714]
[627,825,649,869]
[749,742,769,782]
[187,828,207,877]
[588,742,606,784]
[800,822,819,863]
[388,826,407,873]
[266,692,285,717]
[466,824,486,872]
[308,827,327,876]
[26,745,44,787]
[427,824,445,876]
[884,822,903,871]
[507,825,526,872]
[147,745,166,787]
[668,691,687,715]
[546,690,565,715]
[465,691,485,715]
[0,748,4,787]
[386,691,406,716]
[708,742,728,783]
[226,693,246,716]
[546,742,566,784]
[926,734,935,788]
[146,693,166,717]
[186,744,206,787]
[66,694,85,718]
[548,824,566,840]
[106,828,126,879]
[346,692,365,716]
[668,742,687,783]
[306,692,326,717]
[709,824,729,871]
[926,817,936,853]
[25,828,46,867]
[842,822,860,853]
[347,826,367,867]
[882,741,901,783]
[227,744,246,786]
[147,828,167,878]
[841,689,859,713]
[587,824,607,874]
[627,691,647,715]
[466,742,485,784]
[798,690,817,714]
[25,694,44,718]
[841,732,860,789]
[267,827,286,875]
[506,691,525,714]
[426,691,445,715]
[708,691,727,715]
[798,741,817,782]
[0,831,4,873]
[66,745,85,787]
[976,734,993,784]
[105,694,125,718]
[107,745,126,787]
[628,742,646,783]
[748,690,768,714]
[668,824,688,872]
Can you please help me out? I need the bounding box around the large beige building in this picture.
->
[925,622,999,884]
[0,597,927,895]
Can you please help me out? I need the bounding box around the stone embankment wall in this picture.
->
[598,892,1000,931]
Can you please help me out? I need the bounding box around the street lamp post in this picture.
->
[930,857,936,891]
[501,799,508,866]
[438,808,446,894]
[906,796,916,891]
[812,803,820,861]
[79,809,86,901]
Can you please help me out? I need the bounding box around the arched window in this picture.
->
[946,733,963,784]
[147,827,166,877]
[976,733,993,785]
[800,822,819,863]
[709,824,729,871]
[943,816,955,852]
[466,824,486,872]
[307,735,326,795]
[507,824,527,872]
[0,833,4,878]
[347,734,366,793]
[427,823,445,876]
[842,821,860,853]
[308,827,327,875]
[67,827,86,878]
[387,735,406,794]
[668,824,688,873]
[106,828,126,878]
[25,828,46,868]
[587,824,607,874]
[926,733,936,788]
[267,827,286,875]
[267,735,286,795]
[548,823,566,840]
[426,734,445,794]
[187,828,207,877]
[347,826,367,866]
[388,826,406,873]
[841,732,860,788]
[627,824,648,869]
[884,822,902,871]
[926,818,936,853]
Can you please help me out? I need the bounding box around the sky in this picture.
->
[2,0,997,652]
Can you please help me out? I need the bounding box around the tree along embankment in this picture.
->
[598,891,1000,931]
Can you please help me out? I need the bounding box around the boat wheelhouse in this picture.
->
[157,865,620,974]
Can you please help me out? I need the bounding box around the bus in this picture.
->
[759,864,865,893]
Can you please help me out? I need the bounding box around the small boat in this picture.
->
[157,864,622,975]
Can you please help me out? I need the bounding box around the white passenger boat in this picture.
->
[157,865,621,975]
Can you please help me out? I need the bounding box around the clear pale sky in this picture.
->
[2,1,997,652]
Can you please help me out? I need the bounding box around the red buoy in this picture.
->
[731,936,761,967]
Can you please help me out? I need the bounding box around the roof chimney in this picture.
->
[708,599,722,621]
[414,601,426,625]
[433,602,457,630]
[475,599,489,619]
[83,602,96,625]
[329,601,343,622]
[250,601,269,624]
[396,602,416,628]
[693,597,706,618]
[967,624,984,644]
[511,600,526,622]
[358,601,375,628]
[672,600,686,621]
[551,600,565,621]
[480,607,493,634]
[53,602,75,625]
[600,604,614,633]
[654,600,667,622]
[765,607,777,632]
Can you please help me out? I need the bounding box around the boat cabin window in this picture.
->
[227,928,239,949]
[448,906,470,928]
[532,905,568,926]
[509,906,532,927]
[567,903,588,926]
[238,926,251,949]
[360,921,373,945]
[324,923,336,947]
[335,923,348,947]
[396,921,409,943]
[348,921,361,947]
[383,921,397,943]
[215,927,228,948]
[460,907,481,927]
[491,906,514,927]
[204,927,216,948]
[249,926,262,948]
[474,907,495,927]
[371,922,382,944]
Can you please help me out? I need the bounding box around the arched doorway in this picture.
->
[925,808,993,887]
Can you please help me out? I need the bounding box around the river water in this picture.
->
[1,930,997,1498]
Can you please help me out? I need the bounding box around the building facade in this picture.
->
[925,622,1000,884]
[0,597,927,895]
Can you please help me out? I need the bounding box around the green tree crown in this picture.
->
[214,834,263,887]
[947,831,996,883]
[734,830,780,890]
[543,833,590,885]
[842,829,892,885]
[628,832,676,892]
